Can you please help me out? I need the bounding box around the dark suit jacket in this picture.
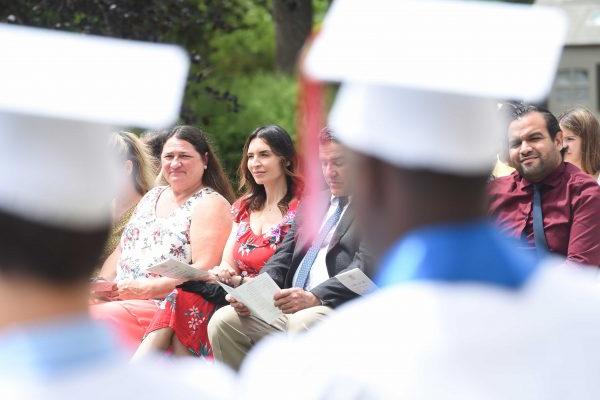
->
[262,190,373,308]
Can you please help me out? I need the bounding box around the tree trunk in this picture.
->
[273,0,313,74]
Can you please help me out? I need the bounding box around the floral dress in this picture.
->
[145,197,299,357]
[115,186,217,282]
[90,186,220,346]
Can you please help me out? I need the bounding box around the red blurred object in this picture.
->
[297,63,325,243]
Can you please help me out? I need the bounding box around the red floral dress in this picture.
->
[90,186,219,347]
[145,197,299,357]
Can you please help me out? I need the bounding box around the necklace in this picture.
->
[263,204,277,213]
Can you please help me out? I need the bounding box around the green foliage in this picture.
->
[0,0,255,130]
[199,0,332,181]
[188,72,298,182]
[209,1,275,76]
[0,1,248,54]
[0,0,331,183]
[313,0,331,25]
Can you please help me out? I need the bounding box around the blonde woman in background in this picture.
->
[100,132,156,266]
[559,107,600,183]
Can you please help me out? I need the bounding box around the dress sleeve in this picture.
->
[288,197,300,213]
[231,197,248,224]
[274,198,300,243]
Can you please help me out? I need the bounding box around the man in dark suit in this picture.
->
[208,129,372,370]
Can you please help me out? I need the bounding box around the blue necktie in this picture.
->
[532,183,548,255]
[293,196,348,289]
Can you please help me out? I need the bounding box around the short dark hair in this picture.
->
[141,129,170,176]
[319,127,339,145]
[505,102,561,140]
[0,211,109,284]
[141,129,170,162]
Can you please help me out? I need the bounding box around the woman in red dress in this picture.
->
[133,125,302,359]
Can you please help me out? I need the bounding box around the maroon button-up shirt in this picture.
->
[488,162,600,266]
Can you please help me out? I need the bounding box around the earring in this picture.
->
[204,165,208,170]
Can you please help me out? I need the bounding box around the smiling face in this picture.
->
[561,127,583,170]
[319,141,350,196]
[161,137,206,191]
[246,138,285,186]
[508,112,563,182]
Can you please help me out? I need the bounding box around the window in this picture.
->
[555,68,590,104]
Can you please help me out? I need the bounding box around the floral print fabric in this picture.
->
[144,196,299,357]
[116,186,217,283]
[231,197,299,277]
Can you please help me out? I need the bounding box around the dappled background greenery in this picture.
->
[0,0,330,182]
[0,0,533,182]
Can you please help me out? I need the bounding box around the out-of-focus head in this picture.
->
[0,23,189,285]
[140,129,170,173]
[318,128,350,197]
[505,104,563,183]
[240,125,301,212]
[559,107,600,176]
[110,131,155,197]
[162,126,234,203]
[327,86,501,256]
[302,0,567,257]
[0,115,115,284]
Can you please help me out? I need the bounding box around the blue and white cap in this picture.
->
[304,0,568,175]
[0,24,189,229]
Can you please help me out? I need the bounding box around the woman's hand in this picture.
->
[198,270,218,284]
[116,279,155,300]
[230,274,254,288]
[229,275,243,287]
[89,278,118,302]
[211,265,237,285]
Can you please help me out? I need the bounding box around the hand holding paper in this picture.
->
[336,268,377,295]
[274,288,321,314]
[226,294,252,317]
[146,258,212,281]
[218,274,283,324]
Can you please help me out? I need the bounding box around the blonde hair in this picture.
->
[110,132,155,196]
[559,107,600,176]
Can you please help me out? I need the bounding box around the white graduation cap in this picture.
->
[304,0,568,175]
[0,24,189,229]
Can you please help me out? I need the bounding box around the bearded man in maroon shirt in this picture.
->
[488,103,600,267]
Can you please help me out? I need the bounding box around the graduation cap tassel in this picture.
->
[297,37,325,243]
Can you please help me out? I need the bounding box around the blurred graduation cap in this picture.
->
[303,0,568,175]
[0,24,189,229]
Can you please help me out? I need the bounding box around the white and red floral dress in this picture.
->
[145,197,299,357]
[91,186,221,346]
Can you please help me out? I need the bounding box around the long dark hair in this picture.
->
[165,126,235,203]
[239,125,302,213]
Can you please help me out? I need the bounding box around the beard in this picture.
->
[519,159,546,181]
[516,152,560,182]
